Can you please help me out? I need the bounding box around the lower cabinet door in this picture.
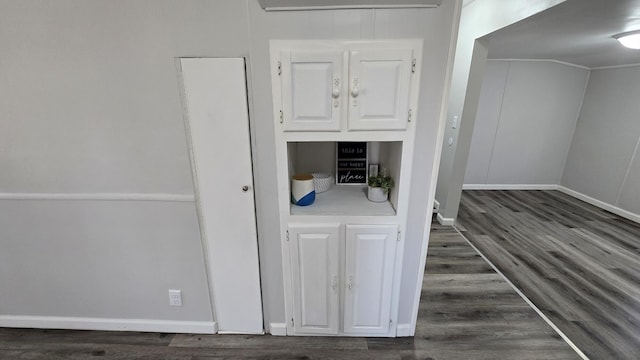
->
[289,224,340,335]
[343,224,398,334]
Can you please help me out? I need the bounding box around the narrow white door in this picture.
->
[344,224,398,334]
[348,49,413,131]
[180,58,263,334]
[281,51,344,131]
[289,224,340,335]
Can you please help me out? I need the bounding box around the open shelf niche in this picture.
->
[287,141,403,216]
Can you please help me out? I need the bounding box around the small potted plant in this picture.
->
[367,169,394,202]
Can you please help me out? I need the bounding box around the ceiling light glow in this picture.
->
[613,30,640,49]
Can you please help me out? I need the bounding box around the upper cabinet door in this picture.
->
[289,224,340,335]
[343,224,398,335]
[348,49,413,131]
[281,51,344,132]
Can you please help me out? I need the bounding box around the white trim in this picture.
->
[263,5,438,11]
[408,0,463,337]
[218,329,265,335]
[0,315,217,334]
[436,212,455,226]
[591,62,640,71]
[268,322,287,336]
[488,58,640,72]
[454,229,589,360]
[488,58,591,70]
[433,199,440,213]
[0,193,195,202]
[396,323,412,337]
[462,184,560,190]
[558,186,640,224]
[176,57,219,339]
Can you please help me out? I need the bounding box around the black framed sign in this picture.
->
[336,142,367,184]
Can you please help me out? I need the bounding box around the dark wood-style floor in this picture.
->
[458,190,640,360]
[0,222,577,359]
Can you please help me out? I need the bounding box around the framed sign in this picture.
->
[336,142,367,184]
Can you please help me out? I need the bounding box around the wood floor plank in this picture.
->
[169,334,369,350]
[458,190,640,360]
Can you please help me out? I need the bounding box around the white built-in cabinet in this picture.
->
[288,224,340,335]
[343,224,398,334]
[281,51,343,131]
[280,47,414,132]
[288,223,398,336]
[271,40,422,337]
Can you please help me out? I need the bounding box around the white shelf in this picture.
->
[290,185,396,216]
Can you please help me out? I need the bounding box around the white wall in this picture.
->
[464,60,589,186]
[562,65,640,217]
[0,200,211,321]
[0,0,252,329]
[0,0,460,332]
[434,0,566,221]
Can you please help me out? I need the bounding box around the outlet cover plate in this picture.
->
[169,289,182,306]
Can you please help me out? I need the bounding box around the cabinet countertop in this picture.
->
[290,185,396,216]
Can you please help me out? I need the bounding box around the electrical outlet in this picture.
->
[168,289,182,306]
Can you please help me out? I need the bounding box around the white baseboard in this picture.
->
[463,184,560,190]
[436,213,455,226]
[558,186,640,224]
[396,323,412,337]
[433,199,440,213]
[0,315,217,334]
[268,322,287,336]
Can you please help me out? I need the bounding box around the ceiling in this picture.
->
[485,0,640,68]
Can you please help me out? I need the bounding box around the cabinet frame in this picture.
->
[270,39,422,337]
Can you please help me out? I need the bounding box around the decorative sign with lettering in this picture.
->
[336,142,367,184]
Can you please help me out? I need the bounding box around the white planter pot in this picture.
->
[367,186,388,202]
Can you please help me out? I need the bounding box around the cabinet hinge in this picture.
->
[277,61,282,76]
[397,231,401,242]
[279,110,284,124]
[411,59,416,74]
[407,109,412,123]
[286,230,290,242]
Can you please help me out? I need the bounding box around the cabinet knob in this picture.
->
[242,185,250,192]
[332,78,340,99]
[350,78,359,98]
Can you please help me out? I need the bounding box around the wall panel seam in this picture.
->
[615,134,640,206]
[558,69,591,185]
[484,61,510,184]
